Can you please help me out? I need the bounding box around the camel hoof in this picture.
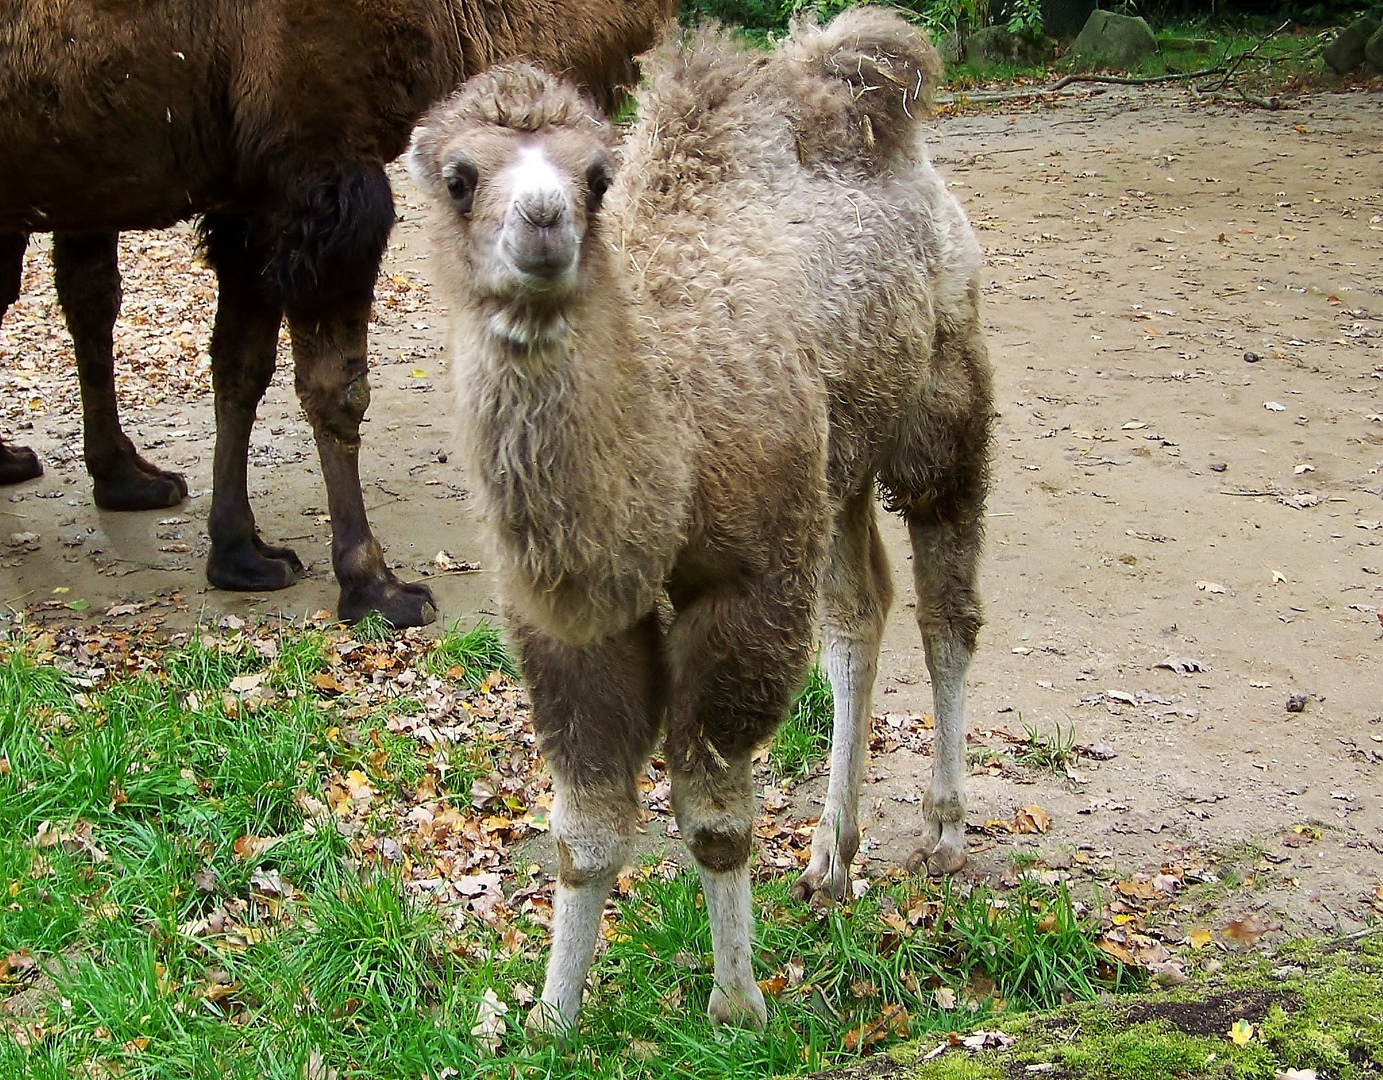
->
[790,862,850,906]
[338,577,436,629]
[92,457,188,511]
[253,534,306,575]
[524,1001,574,1043]
[0,443,43,486]
[708,984,767,1030]
[207,538,301,592]
[904,839,967,877]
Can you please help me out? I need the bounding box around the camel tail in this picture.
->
[784,7,943,168]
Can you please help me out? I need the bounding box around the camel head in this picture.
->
[408,64,615,346]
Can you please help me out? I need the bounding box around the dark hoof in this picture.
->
[93,456,188,511]
[338,577,437,628]
[253,534,306,576]
[0,443,43,485]
[207,536,300,592]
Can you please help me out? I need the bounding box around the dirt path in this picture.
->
[1,88,1380,937]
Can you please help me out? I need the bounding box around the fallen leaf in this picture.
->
[1195,580,1226,594]
[1157,654,1210,675]
[1229,1018,1254,1046]
[1189,927,1213,948]
[471,988,508,1055]
[227,672,266,694]
[1014,804,1051,834]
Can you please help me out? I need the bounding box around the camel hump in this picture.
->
[781,8,943,171]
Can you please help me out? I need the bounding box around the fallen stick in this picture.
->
[1048,65,1226,90]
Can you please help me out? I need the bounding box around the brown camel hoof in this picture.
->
[92,456,188,511]
[789,863,850,906]
[0,443,43,485]
[207,536,301,592]
[338,577,437,629]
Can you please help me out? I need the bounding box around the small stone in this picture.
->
[1243,351,1261,363]
[1072,11,1158,70]
[437,451,448,464]
[1286,694,1308,713]
[1209,461,1227,473]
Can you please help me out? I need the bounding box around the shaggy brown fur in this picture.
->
[409,8,993,1029]
[0,0,672,625]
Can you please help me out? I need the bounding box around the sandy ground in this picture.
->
[1,88,1380,938]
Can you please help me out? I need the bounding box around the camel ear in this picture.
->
[405,125,435,193]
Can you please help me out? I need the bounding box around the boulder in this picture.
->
[1323,16,1380,73]
[1364,22,1383,70]
[1072,10,1158,71]
[965,25,1054,65]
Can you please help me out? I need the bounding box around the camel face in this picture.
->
[417,125,611,312]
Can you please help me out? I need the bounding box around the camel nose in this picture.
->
[516,192,566,229]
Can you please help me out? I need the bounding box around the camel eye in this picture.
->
[586,160,611,213]
[444,159,479,214]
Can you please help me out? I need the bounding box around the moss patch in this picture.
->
[859,935,1383,1080]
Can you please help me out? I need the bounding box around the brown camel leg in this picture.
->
[288,305,435,627]
[0,232,43,485]
[201,215,304,592]
[51,232,188,510]
[793,488,893,904]
[665,576,817,1029]
[513,614,664,1035]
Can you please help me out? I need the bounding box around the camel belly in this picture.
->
[0,2,236,232]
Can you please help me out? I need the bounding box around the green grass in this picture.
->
[427,620,520,686]
[770,662,834,780]
[0,625,1141,1079]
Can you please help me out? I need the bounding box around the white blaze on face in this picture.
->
[506,145,568,222]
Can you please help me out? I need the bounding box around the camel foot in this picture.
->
[337,576,436,628]
[708,983,767,1030]
[0,443,43,485]
[524,1001,575,1044]
[253,534,305,575]
[790,857,851,907]
[92,455,188,511]
[207,535,301,592]
[903,827,967,877]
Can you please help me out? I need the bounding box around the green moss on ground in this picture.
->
[886,935,1383,1080]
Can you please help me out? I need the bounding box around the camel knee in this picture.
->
[686,827,752,874]
[298,368,372,442]
[551,788,636,887]
[672,762,755,874]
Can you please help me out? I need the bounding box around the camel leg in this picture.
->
[515,615,663,1034]
[792,489,892,903]
[51,232,188,510]
[665,578,816,1029]
[201,215,304,592]
[288,306,435,626]
[903,495,984,876]
[670,754,764,1029]
[0,232,43,485]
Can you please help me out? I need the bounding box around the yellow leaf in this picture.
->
[1189,927,1213,948]
[411,368,428,379]
[1229,1018,1254,1046]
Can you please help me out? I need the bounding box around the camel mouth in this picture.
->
[499,233,579,289]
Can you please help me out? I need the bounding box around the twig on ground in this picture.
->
[1214,18,1292,91]
[1048,66,1226,90]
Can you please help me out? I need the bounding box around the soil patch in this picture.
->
[1123,987,1301,1035]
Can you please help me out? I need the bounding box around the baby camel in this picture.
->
[409,9,993,1031]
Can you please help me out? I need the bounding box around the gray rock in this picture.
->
[1323,16,1380,73]
[1072,11,1158,71]
[1366,22,1383,70]
[964,25,1054,65]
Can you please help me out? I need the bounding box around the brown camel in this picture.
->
[409,9,993,1030]
[0,0,672,625]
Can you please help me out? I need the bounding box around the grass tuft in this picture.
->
[770,662,833,779]
[427,621,519,686]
